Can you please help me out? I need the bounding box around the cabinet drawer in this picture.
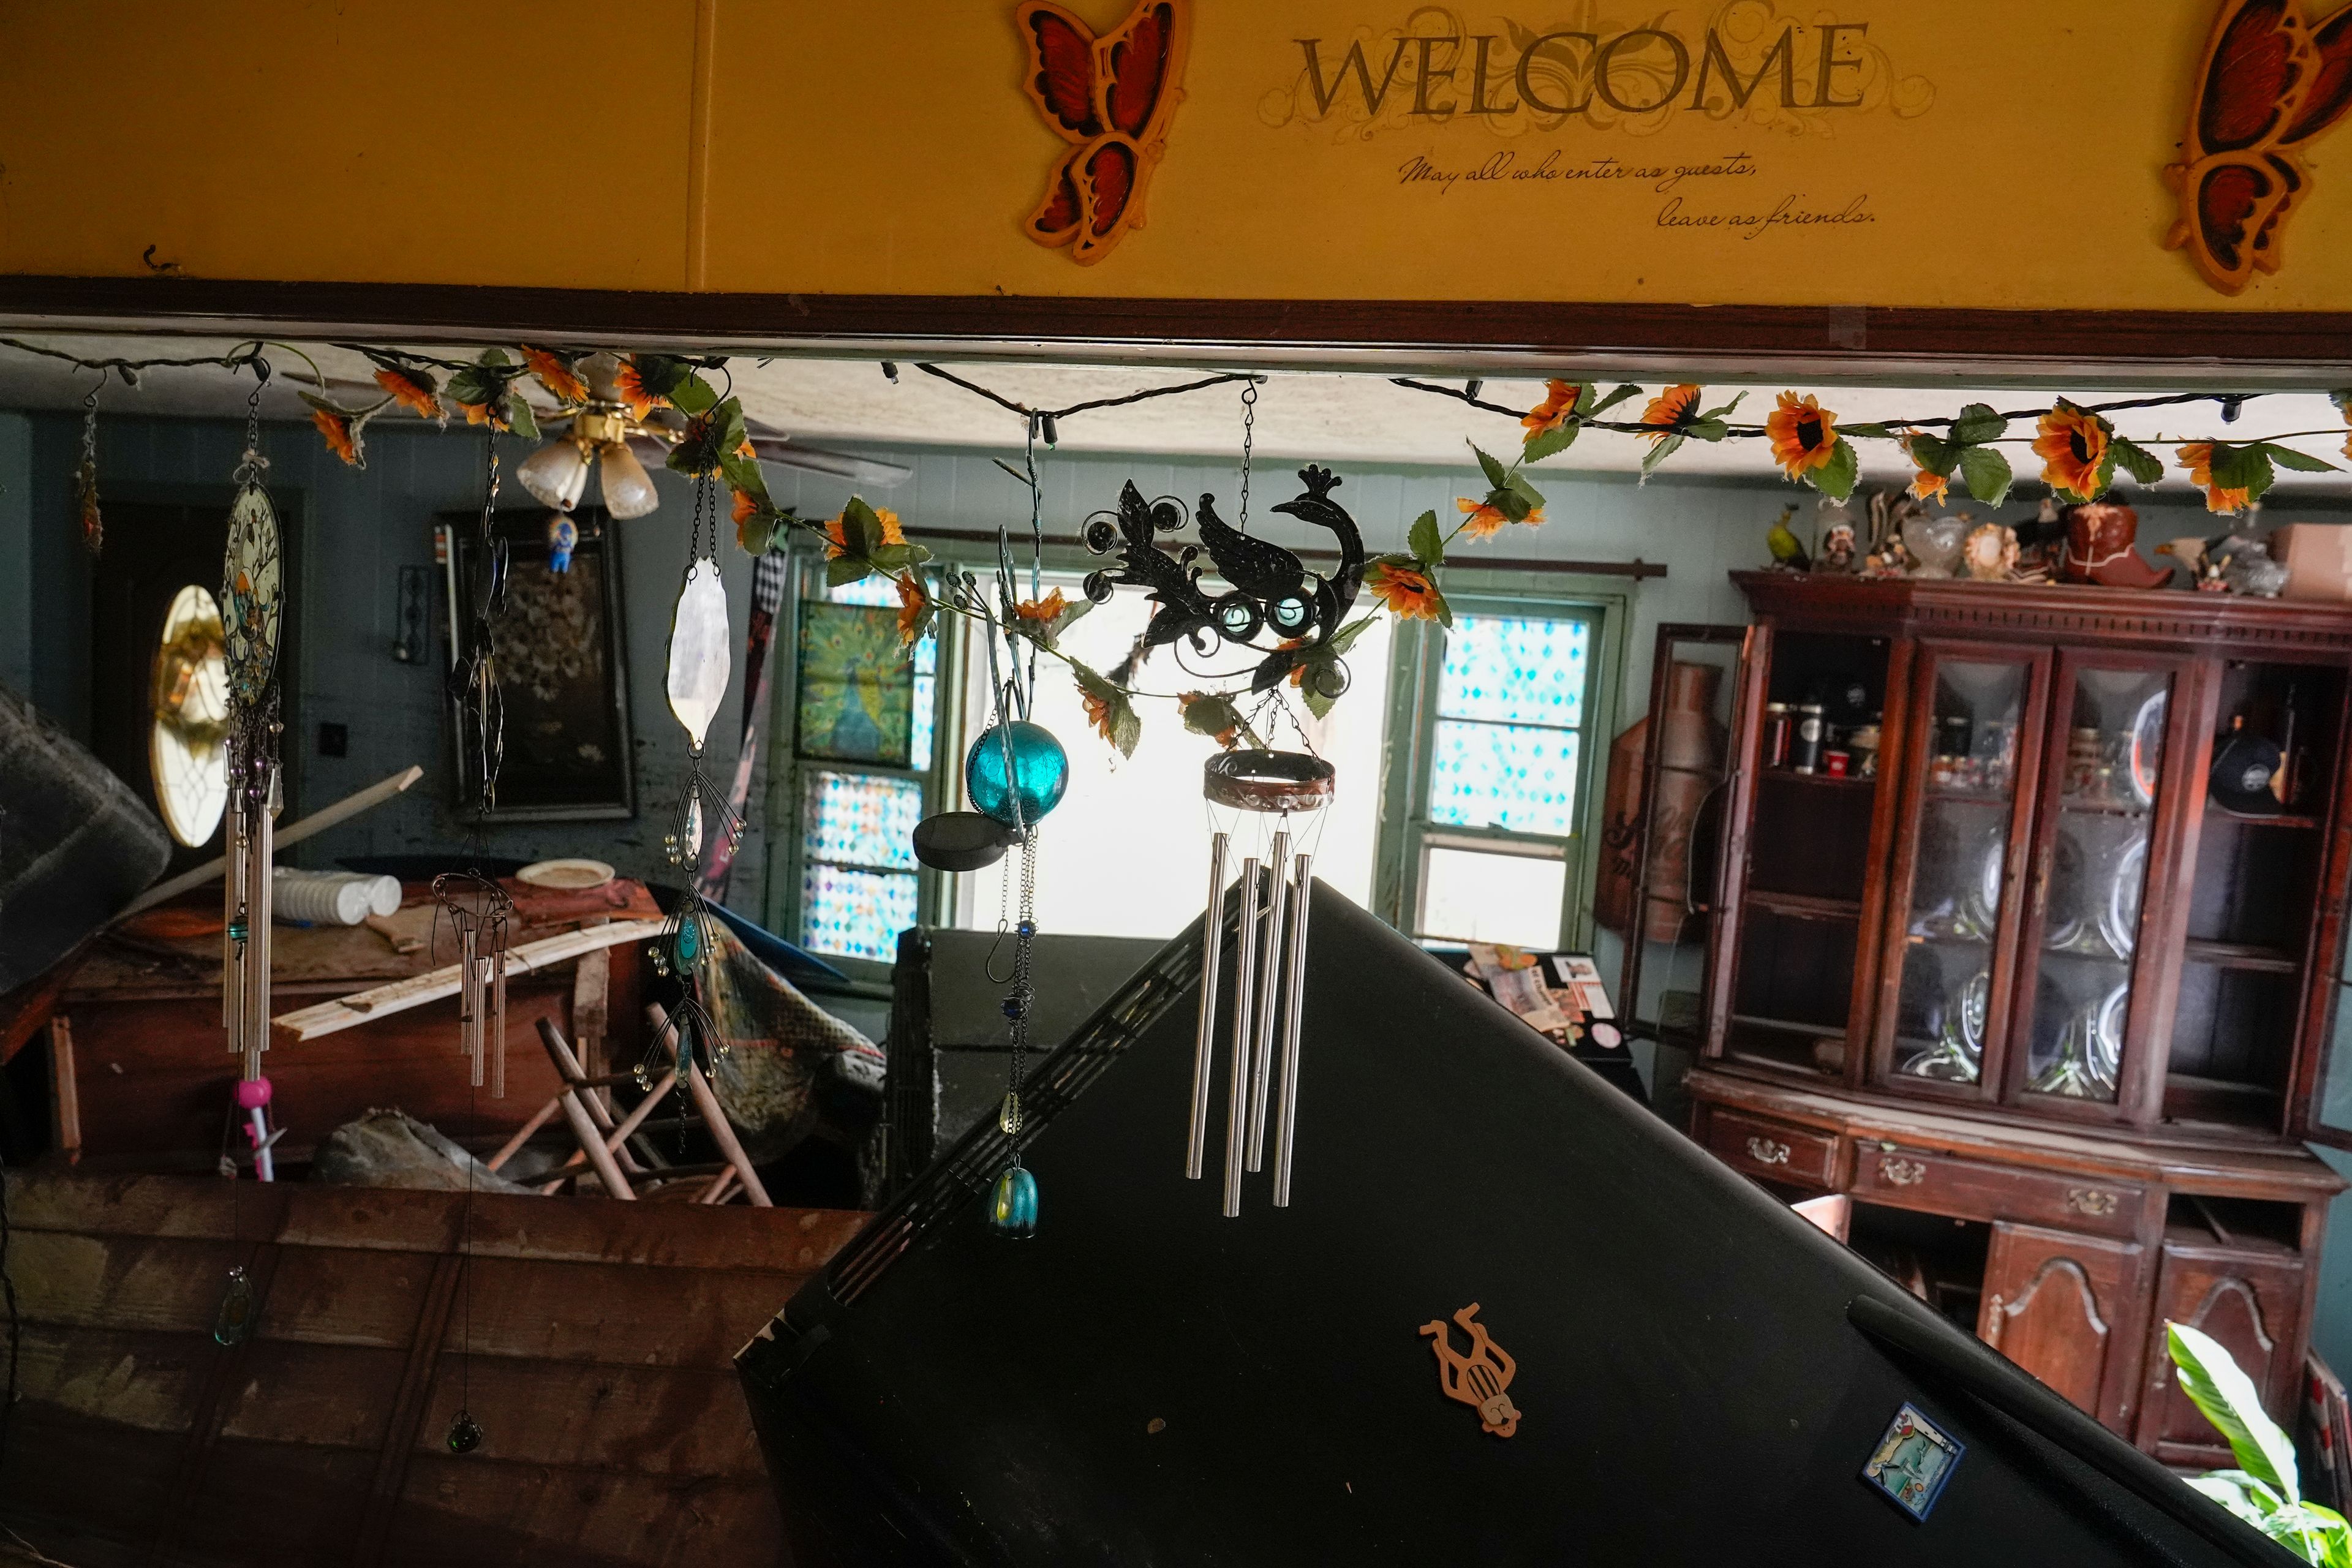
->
[1708,1110,1841,1188]
[1852,1144,2145,1238]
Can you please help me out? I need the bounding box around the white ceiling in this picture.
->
[1,334,2345,496]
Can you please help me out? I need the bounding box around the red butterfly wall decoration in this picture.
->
[2165,0,2352,294]
[1014,0,1191,265]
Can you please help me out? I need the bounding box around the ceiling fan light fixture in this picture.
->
[516,437,592,512]
[597,439,662,519]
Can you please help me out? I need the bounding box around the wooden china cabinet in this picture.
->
[1684,570,2352,1466]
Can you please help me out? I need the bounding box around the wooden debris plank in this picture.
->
[216,1340,407,1448]
[431,1256,812,1371]
[386,1459,780,1567]
[411,1357,767,1477]
[271,918,664,1042]
[251,1245,435,1350]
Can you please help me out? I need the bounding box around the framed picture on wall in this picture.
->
[439,506,635,820]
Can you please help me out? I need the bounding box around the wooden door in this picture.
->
[1978,1221,2145,1434]
[2137,1238,2307,1466]
[1869,640,2051,1103]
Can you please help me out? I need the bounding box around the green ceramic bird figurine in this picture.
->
[1766,505,1811,572]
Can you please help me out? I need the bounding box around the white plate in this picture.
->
[517,858,616,891]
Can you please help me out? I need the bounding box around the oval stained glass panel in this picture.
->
[148,584,230,847]
[220,484,281,703]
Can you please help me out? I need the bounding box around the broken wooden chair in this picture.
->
[481,1017,728,1201]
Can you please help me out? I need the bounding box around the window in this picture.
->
[1379,585,1625,953]
[950,570,1392,940]
[783,568,944,962]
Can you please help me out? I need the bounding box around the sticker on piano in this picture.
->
[1861,1401,1964,1521]
[1420,1302,1520,1438]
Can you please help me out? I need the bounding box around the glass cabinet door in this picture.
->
[1877,646,2048,1096]
[2007,658,2182,1112]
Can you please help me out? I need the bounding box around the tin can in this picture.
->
[1824,749,1851,778]
[1791,703,1826,774]
[1762,703,1792,768]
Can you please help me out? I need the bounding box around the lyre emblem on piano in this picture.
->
[1420,1303,1521,1438]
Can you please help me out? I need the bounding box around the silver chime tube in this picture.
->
[246,769,276,1066]
[222,791,243,1041]
[1185,831,1229,1180]
[491,940,508,1099]
[1245,830,1289,1171]
[1223,856,1261,1218]
[1273,854,1314,1208]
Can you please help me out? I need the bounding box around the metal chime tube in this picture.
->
[222,791,244,1039]
[244,769,276,1072]
[1223,856,1261,1218]
[459,924,481,1086]
[1272,853,1314,1208]
[1245,830,1289,1171]
[1185,831,1229,1180]
[491,935,507,1099]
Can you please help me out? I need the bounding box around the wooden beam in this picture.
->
[45,1014,79,1166]
[271,919,662,1042]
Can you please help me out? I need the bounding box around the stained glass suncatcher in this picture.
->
[796,601,915,767]
[1428,613,1593,834]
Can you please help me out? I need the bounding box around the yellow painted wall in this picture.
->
[3,0,2348,311]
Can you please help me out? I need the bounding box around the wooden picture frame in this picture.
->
[439,506,635,821]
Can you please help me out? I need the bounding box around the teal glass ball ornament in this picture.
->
[965,720,1069,829]
[987,1165,1039,1238]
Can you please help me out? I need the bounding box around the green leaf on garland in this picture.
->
[2110,435,2164,486]
[628,353,691,401]
[1326,614,1377,657]
[2263,442,2342,473]
[2208,441,2264,493]
[1839,421,1893,440]
[1472,443,1509,491]
[1521,421,1581,464]
[1408,508,1444,566]
[839,495,886,558]
[1589,383,1642,417]
[897,568,937,652]
[1300,672,1340,721]
[735,511,778,556]
[825,554,873,588]
[1960,444,2013,506]
[1907,430,1958,477]
[504,390,538,441]
[1506,472,1546,511]
[1809,438,1859,502]
[669,371,719,417]
[1697,391,1747,423]
[1642,432,1686,476]
[1072,660,1142,758]
[1427,582,1455,629]
[1487,485,1531,523]
[1180,692,1251,749]
[1949,402,2008,446]
[1684,418,1730,443]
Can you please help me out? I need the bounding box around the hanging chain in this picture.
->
[1237,380,1258,530]
[1009,839,1037,1102]
[233,361,271,489]
[75,379,102,556]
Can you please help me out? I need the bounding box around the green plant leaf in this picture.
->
[1642,432,1686,476]
[1472,443,1509,490]
[1300,671,1339,720]
[720,448,770,510]
[1959,444,2014,507]
[2209,442,2279,502]
[627,353,692,401]
[1521,421,1580,464]
[1950,402,2008,446]
[503,390,539,441]
[1488,485,1532,524]
[1506,472,1546,511]
[839,496,885,558]
[2184,1476,2277,1530]
[1427,582,1454,628]
[1589,383,1642,417]
[1907,431,1958,477]
[1840,421,1893,440]
[2111,436,2165,486]
[668,371,719,417]
[2169,1321,2301,1501]
[825,554,872,588]
[1684,418,1730,443]
[2263,442,2342,474]
[1180,692,1250,748]
[1408,508,1444,566]
[1326,614,1377,657]
[1809,438,1859,502]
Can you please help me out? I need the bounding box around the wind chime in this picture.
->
[214,365,283,1346]
[637,454,745,1136]
[433,873,513,1099]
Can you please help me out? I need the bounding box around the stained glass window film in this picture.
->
[822,577,936,767]
[1428,613,1592,834]
[799,769,924,958]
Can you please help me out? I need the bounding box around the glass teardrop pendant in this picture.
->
[987,1165,1039,1239]
[213,1265,255,1346]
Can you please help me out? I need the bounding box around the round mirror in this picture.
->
[148,584,230,847]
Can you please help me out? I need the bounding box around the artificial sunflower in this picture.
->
[823,505,907,559]
[1455,495,1510,539]
[1079,680,1115,744]
[312,406,364,467]
[2033,403,2110,500]
[1366,559,1441,621]
[1180,692,1242,748]
[456,396,508,431]
[895,573,930,647]
[1639,383,1701,441]
[2176,442,2250,513]
[1014,589,1068,624]
[373,366,442,424]
[522,347,587,404]
[613,360,666,421]
[1899,430,1949,504]
[1521,379,1581,442]
[1765,391,1839,480]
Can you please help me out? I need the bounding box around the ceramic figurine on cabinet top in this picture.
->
[1962,518,2019,581]
[2060,502,2171,589]
[1765,504,1811,571]
[1812,497,1860,575]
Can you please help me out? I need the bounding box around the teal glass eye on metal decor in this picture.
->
[965,720,1069,829]
[988,1165,1039,1238]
